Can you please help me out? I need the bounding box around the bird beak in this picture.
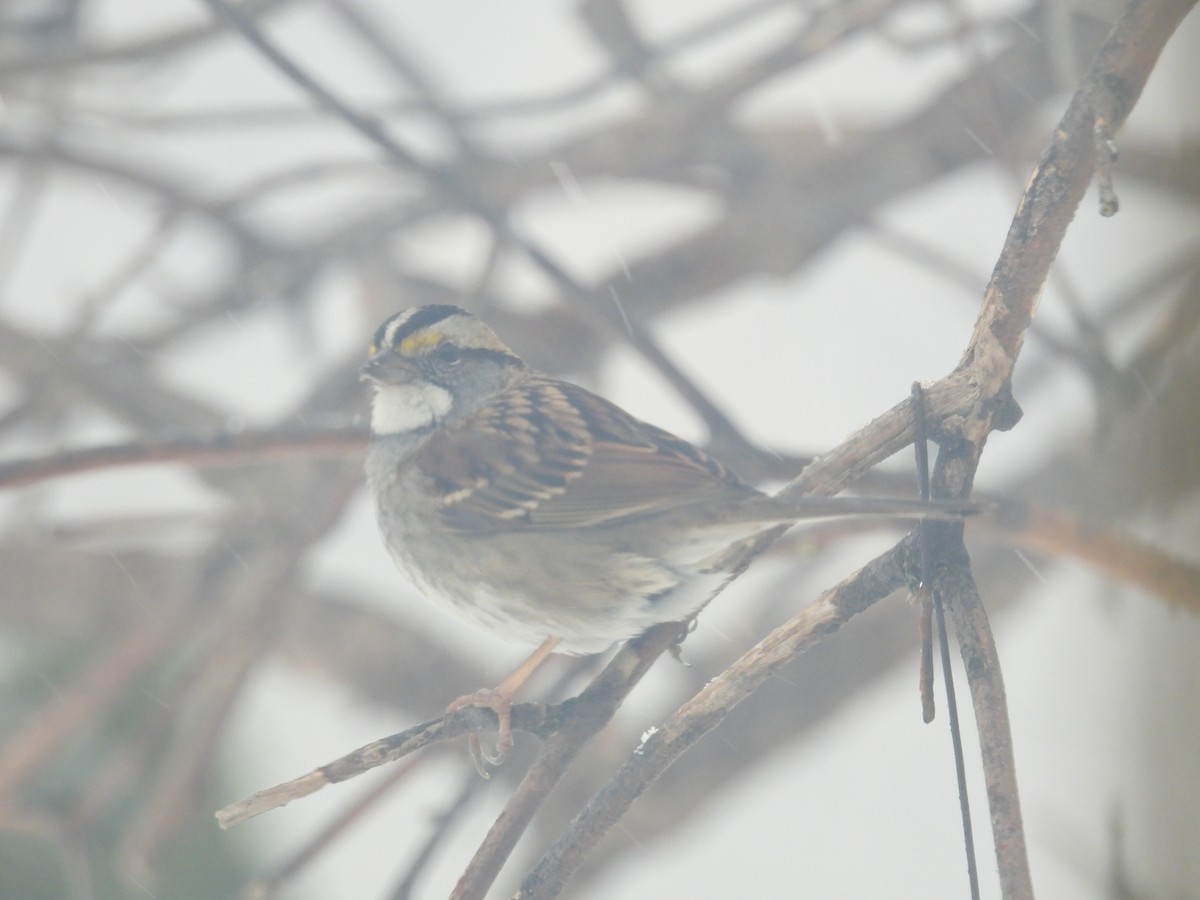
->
[360,351,418,385]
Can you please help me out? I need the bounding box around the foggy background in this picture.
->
[1,0,1198,897]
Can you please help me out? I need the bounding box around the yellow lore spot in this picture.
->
[399,331,443,356]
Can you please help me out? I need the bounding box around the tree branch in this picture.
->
[517,541,919,897]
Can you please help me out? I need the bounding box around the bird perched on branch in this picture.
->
[362,304,967,766]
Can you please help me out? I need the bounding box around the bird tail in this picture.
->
[770,493,978,522]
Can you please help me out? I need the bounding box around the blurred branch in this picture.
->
[8,428,1197,618]
[198,0,780,468]
[0,0,297,80]
[0,133,273,249]
[1014,507,1200,613]
[1,0,1196,896]
[0,425,366,488]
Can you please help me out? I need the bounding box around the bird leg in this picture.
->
[446,636,559,772]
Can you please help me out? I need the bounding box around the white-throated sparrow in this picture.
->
[362,304,961,763]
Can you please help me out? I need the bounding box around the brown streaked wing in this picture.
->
[548,380,751,526]
[413,378,591,532]
[414,377,749,533]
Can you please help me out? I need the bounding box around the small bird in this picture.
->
[362,305,964,764]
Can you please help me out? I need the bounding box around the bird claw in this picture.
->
[447,688,514,775]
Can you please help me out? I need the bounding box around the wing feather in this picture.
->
[412,377,748,533]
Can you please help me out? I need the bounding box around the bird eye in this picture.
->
[434,342,462,366]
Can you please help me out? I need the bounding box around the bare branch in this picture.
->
[517,542,918,897]
[0,426,366,489]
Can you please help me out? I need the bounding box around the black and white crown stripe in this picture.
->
[370,305,524,369]
[372,304,463,354]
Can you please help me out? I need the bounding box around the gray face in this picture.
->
[362,305,525,434]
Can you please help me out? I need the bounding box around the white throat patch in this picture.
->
[371,382,453,434]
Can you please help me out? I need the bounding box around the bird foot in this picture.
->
[446,688,514,775]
